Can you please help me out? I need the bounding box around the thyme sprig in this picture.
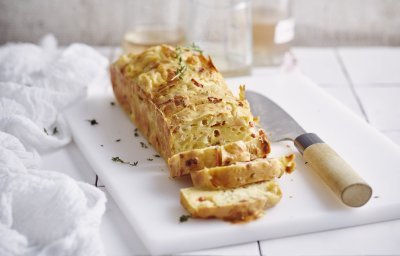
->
[111,156,138,166]
[171,43,204,81]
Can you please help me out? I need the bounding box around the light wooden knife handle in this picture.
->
[294,133,372,207]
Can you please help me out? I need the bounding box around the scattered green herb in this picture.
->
[115,139,121,142]
[189,42,203,54]
[140,142,148,149]
[111,156,138,166]
[179,214,191,223]
[171,46,187,81]
[154,154,161,158]
[52,127,58,135]
[44,128,48,135]
[87,119,98,125]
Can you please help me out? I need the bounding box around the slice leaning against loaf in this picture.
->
[180,180,282,222]
[190,154,296,189]
[168,129,270,177]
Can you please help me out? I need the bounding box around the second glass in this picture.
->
[185,0,252,77]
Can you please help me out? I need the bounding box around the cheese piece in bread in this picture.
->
[168,129,270,177]
[190,154,295,189]
[180,180,282,222]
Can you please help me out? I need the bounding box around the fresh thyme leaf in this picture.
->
[179,214,191,223]
[111,156,138,167]
[87,119,98,125]
[171,46,188,81]
[115,139,121,142]
[147,158,153,161]
[154,154,161,158]
[140,142,148,149]
[189,42,203,54]
[111,156,124,163]
[43,128,48,135]
[52,127,58,135]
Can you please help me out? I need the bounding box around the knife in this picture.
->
[246,90,372,207]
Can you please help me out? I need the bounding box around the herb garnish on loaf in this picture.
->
[110,44,295,222]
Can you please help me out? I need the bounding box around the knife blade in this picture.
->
[246,90,372,207]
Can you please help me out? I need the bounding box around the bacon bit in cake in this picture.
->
[185,158,198,167]
[174,95,187,107]
[251,133,256,138]
[198,67,205,73]
[214,130,220,137]
[208,97,222,103]
[198,197,206,202]
[250,173,256,178]
[191,78,204,88]
[249,122,254,127]
[238,101,244,107]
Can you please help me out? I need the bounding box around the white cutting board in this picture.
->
[65,71,400,255]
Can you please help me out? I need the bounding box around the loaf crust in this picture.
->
[191,154,295,189]
[180,181,282,222]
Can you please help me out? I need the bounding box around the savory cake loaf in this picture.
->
[110,44,295,222]
[110,44,269,160]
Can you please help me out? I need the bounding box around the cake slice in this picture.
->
[190,154,295,189]
[180,180,282,222]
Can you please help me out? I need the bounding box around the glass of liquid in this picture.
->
[252,0,294,66]
[185,0,252,77]
[122,0,184,54]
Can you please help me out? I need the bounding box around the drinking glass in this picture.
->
[122,0,184,54]
[185,0,252,77]
[252,0,294,66]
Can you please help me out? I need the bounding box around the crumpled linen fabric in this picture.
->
[0,35,108,256]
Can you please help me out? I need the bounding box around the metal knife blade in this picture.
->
[246,90,372,207]
[246,91,305,142]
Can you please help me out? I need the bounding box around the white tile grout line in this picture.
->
[257,240,263,256]
[334,48,370,123]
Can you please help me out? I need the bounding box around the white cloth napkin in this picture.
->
[0,35,108,256]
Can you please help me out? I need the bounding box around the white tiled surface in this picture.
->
[338,48,400,85]
[57,47,400,256]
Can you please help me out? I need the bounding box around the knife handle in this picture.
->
[294,133,372,207]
